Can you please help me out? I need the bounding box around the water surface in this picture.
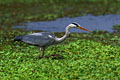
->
[14,14,120,33]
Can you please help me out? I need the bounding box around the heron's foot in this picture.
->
[38,56,43,59]
[45,54,64,59]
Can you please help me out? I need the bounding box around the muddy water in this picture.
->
[14,14,120,33]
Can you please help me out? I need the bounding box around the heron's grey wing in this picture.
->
[21,32,55,47]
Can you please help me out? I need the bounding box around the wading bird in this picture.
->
[14,22,90,59]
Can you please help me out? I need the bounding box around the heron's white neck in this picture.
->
[55,25,70,43]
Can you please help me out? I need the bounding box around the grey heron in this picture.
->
[14,22,90,59]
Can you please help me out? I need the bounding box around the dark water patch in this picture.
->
[14,14,120,33]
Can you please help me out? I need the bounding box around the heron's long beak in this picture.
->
[78,26,90,32]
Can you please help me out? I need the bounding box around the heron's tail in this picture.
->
[14,36,24,41]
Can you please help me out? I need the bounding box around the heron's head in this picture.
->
[68,22,90,32]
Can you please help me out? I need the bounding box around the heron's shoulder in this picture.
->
[28,32,55,37]
[41,32,56,38]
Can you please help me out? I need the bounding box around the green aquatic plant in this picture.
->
[0,37,120,79]
[113,25,120,33]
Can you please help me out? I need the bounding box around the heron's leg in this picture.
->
[41,48,45,58]
[38,48,42,59]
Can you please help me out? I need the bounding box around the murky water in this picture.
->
[14,14,120,33]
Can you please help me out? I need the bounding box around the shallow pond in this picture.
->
[14,14,120,33]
